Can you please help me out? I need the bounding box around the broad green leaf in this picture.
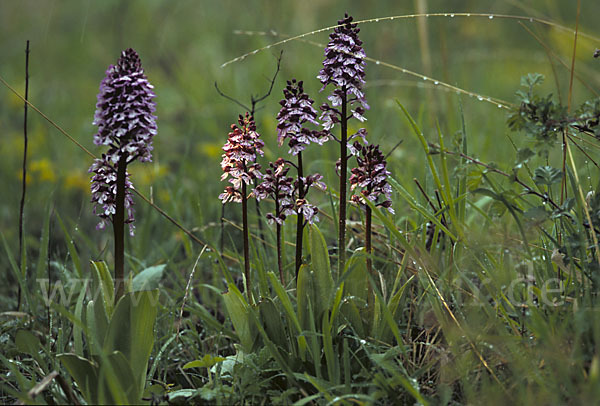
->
[259,298,288,350]
[466,169,483,191]
[322,313,338,384]
[329,284,344,328]
[296,264,313,333]
[99,351,138,405]
[91,261,115,317]
[183,354,226,369]
[222,284,257,352]
[86,299,109,356]
[131,264,166,291]
[168,389,198,402]
[58,353,99,404]
[15,329,41,357]
[309,225,333,319]
[103,290,159,400]
[59,351,138,405]
[267,272,302,334]
[74,286,87,356]
[343,300,365,337]
[343,250,368,304]
[490,201,508,217]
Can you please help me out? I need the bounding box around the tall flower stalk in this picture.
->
[349,141,393,277]
[219,113,264,297]
[255,157,325,284]
[318,14,368,274]
[255,158,295,284]
[89,48,157,301]
[276,79,328,276]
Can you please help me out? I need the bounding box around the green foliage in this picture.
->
[59,290,159,404]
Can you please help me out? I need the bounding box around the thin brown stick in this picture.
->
[17,40,30,311]
[16,371,59,405]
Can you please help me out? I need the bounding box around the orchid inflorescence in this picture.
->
[219,113,264,204]
[254,158,295,225]
[349,142,394,214]
[277,79,329,155]
[89,154,135,234]
[219,13,393,288]
[317,13,370,273]
[89,48,157,236]
[254,158,326,226]
[317,13,369,131]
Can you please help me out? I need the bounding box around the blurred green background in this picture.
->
[1,0,598,299]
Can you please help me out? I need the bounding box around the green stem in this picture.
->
[366,205,372,277]
[366,204,374,308]
[241,181,251,299]
[339,88,348,276]
[275,194,284,284]
[114,154,127,302]
[295,151,304,279]
[277,223,284,285]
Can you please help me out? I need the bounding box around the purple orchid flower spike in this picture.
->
[89,48,156,236]
[219,112,264,203]
[349,141,393,214]
[276,79,328,155]
[89,48,157,301]
[317,13,369,274]
[219,112,264,297]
